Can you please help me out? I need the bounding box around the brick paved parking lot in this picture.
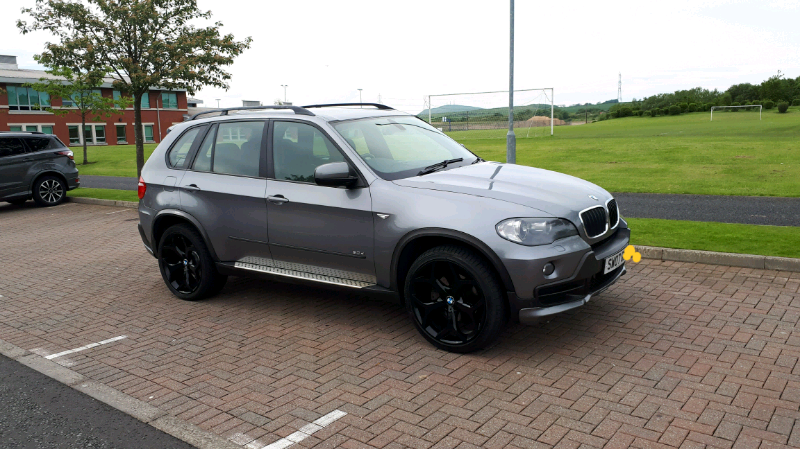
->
[1,201,799,449]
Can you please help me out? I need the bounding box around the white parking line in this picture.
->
[262,410,347,449]
[44,336,127,360]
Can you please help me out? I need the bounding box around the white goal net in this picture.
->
[710,105,762,121]
[422,89,555,138]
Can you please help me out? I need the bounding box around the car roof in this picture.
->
[0,132,51,137]
[187,105,413,126]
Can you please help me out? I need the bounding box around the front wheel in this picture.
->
[404,245,507,353]
[158,224,227,301]
[33,176,66,207]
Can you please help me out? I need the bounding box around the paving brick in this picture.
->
[1,202,799,449]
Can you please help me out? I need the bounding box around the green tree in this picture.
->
[27,65,131,165]
[19,0,252,177]
[760,72,787,102]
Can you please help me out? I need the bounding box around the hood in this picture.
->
[393,162,612,218]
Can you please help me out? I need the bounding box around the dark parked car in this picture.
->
[138,104,629,352]
[0,131,79,206]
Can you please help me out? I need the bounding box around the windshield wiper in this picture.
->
[418,158,463,176]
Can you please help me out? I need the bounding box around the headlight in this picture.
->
[496,218,578,246]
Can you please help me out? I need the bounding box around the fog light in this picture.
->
[543,262,555,276]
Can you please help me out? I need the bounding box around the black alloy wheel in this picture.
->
[409,260,486,345]
[404,245,507,353]
[160,233,202,295]
[33,176,66,207]
[157,224,227,301]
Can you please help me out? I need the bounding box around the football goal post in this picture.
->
[423,88,555,137]
[710,105,762,121]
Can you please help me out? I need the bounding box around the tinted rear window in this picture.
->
[0,138,27,158]
[25,137,53,152]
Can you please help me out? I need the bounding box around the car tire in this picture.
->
[157,224,227,301]
[404,245,507,353]
[32,176,66,207]
[6,199,28,205]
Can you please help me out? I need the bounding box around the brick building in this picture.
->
[0,55,187,146]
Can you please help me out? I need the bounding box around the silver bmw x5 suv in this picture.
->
[137,103,630,352]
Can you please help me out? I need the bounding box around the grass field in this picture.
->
[628,218,800,259]
[70,143,158,177]
[68,187,140,202]
[450,108,800,197]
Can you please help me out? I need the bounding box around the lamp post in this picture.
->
[281,84,288,104]
[215,98,220,108]
[506,0,516,164]
[358,88,362,107]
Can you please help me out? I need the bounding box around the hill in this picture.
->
[418,104,484,116]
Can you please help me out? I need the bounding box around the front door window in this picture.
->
[272,121,345,183]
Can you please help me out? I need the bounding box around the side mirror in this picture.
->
[314,162,359,188]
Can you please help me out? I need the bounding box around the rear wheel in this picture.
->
[158,224,227,301]
[404,245,507,353]
[32,176,66,207]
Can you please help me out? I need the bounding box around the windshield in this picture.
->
[332,116,479,181]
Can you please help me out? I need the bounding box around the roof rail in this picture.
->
[302,103,394,110]
[0,130,45,135]
[189,105,315,121]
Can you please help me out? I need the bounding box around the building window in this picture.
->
[68,126,81,145]
[71,124,107,145]
[62,89,101,108]
[7,124,55,133]
[144,125,154,142]
[83,125,93,144]
[7,85,51,111]
[113,90,123,108]
[95,125,106,143]
[116,125,127,143]
[161,92,178,109]
[141,93,150,109]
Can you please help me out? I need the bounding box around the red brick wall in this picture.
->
[1,83,187,146]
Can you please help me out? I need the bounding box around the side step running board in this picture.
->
[233,261,375,289]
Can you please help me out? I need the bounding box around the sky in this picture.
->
[4,0,800,113]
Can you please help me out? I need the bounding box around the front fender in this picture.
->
[390,228,516,294]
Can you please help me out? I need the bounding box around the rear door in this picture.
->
[0,137,32,197]
[265,120,375,286]
[179,120,272,263]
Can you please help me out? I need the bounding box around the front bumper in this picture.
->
[517,264,626,323]
[506,226,630,324]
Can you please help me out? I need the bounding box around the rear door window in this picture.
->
[0,138,27,158]
[213,122,264,177]
[25,137,53,152]
[191,122,264,177]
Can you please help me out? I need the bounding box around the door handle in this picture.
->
[184,184,201,191]
[267,195,289,205]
